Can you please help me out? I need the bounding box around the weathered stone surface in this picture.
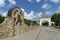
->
[0,7,26,40]
[0,7,38,40]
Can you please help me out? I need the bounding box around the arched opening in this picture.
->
[42,21,49,26]
[11,8,24,26]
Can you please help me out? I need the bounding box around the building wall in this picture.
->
[40,18,51,26]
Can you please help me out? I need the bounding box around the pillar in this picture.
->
[49,20,51,27]
[40,21,42,27]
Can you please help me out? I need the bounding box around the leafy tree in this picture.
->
[51,13,60,27]
[0,15,5,24]
[24,19,31,26]
[24,19,37,26]
[32,21,37,26]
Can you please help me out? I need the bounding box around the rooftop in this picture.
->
[41,13,49,18]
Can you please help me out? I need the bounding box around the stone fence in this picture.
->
[0,25,39,40]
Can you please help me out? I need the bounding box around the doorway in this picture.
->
[42,21,49,26]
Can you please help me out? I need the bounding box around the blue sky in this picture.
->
[0,0,60,21]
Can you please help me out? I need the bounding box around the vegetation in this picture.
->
[51,13,60,28]
[0,15,5,24]
[24,19,38,26]
[24,19,31,26]
[32,21,37,26]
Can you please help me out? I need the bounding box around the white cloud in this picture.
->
[55,6,60,13]
[2,11,7,17]
[7,4,12,8]
[24,11,42,20]
[45,11,54,16]
[21,8,42,21]
[42,4,52,10]
[33,12,42,21]
[46,11,52,14]
[28,0,41,3]
[0,0,16,7]
[0,0,5,7]
[21,8,34,20]
[38,12,42,17]
[36,0,40,3]
[28,0,33,3]
[50,0,59,3]
[8,0,16,5]
[24,11,35,20]
[58,6,60,9]
[21,8,25,12]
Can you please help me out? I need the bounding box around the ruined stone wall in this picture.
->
[0,7,25,39]
[0,7,38,40]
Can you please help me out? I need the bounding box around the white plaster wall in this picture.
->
[40,18,51,26]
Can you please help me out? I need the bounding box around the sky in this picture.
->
[0,0,60,21]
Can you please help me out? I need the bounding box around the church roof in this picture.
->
[41,13,49,18]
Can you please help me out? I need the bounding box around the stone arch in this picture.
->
[8,7,24,26]
[7,7,25,36]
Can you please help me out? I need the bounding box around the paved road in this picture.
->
[36,27,60,40]
[5,27,60,40]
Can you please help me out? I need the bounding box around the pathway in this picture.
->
[5,26,60,40]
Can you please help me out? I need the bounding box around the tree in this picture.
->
[51,13,60,28]
[24,19,37,26]
[0,15,5,24]
[24,19,31,26]
[32,21,37,26]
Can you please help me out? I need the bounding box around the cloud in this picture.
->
[45,11,54,16]
[42,3,52,10]
[37,12,42,17]
[21,8,25,12]
[0,0,5,7]
[55,6,60,13]
[21,8,35,20]
[28,0,33,3]
[34,12,42,21]
[8,0,16,5]
[36,0,40,3]
[0,0,16,7]
[27,0,40,3]
[50,0,59,3]
[2,11,8,17]
[7,4,12,8]
[21,8,42,21]
[58,6,60,9]
[24,11,35,20]
[24,11,42,21]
